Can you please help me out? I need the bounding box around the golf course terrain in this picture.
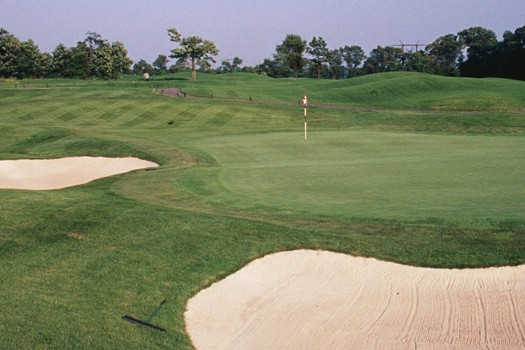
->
[1,72,525,349]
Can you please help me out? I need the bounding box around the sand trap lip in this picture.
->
[0,156,158,190]
[185,249,525,350]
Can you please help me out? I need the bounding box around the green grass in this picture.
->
[4,71,525,111]
[1,72,525,349]
[181,131,525,225]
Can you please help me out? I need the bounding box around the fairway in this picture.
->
[1,72,525,349]
[185,130,525,224]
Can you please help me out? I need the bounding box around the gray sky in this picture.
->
[2,0,524,66]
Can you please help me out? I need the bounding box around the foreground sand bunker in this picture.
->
[186,250,525,350]
[0,156,158,190]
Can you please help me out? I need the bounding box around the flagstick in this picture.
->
[301,94,308,142]
[304,107,307,141]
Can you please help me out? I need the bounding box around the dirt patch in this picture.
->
[0,156,158,190]
[159,88,187,97]
[185,249,525,349]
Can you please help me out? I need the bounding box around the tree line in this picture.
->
[256,25,525,80]
[132,28,252,79]
[132,54,252,76]
[0,29,132,79]
[1,24,524,81]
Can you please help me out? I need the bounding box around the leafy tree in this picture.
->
[232,57,243,72]
[52,43,72,77]
[153,54,169,74]
[499,26,525,80]
[458,27,498,77]
[426,34,463,75]
[168,61,187,73]
[458,27,498,54]
[241,65,256,73]
[70,41,89,78]
[168,28,219,81]
[327,48,344,79]
[39,52,53,78]
[220,60,233,73]
[84,32,104,78]
[306,37,329,79]
[132,59,154,75]
[93,41,113,79]
[364,46,404,73]
[111,41,133,78]
[15,39,43,78]
[0,28,21,78]
[403,51,434,73]
[341,45,365,77]
[256,57,292,77]
[198,59,212,72]
[460,25,525,81]
[276,34,306,77]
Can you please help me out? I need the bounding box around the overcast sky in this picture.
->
[1,0,524,66]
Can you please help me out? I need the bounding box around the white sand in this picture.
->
[0,156,158,190]
[185,249,525,350]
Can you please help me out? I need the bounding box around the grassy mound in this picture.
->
[163,71,525,111]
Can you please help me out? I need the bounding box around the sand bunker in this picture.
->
[185,250,525,350]
[0,156,158,190]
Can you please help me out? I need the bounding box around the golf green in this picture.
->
[181,130,525,225]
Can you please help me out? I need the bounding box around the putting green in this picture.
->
[181,130,525,225]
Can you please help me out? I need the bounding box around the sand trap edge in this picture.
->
[0,156,159,190]
[184,249,525,350]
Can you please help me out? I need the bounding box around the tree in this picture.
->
[198,59,212,72]
[256,57,292,77]
[426,34,463,75]
[307,37,329,79]
[168,28,219,81]
[111,41,133,78]
[93,41,113,79]
[0,28,21,78]
[364,46,404,73]
[132,59,154,75]
[70,41,89,78]
[52,43,72,77]
[38,52,53,78]
[457,27,498,77]
[241,65,256,73]
[84,31,104,78]
[341,45,365,77]
[220,60,233,73]
[232,57,243,72]
[327,48,344,79]
[403,51,434,73]
[168,61,187,73]
[458,27,498,54]
[499,26,525,80]
[15,39,43,78]
[276,34,306,77]
[153,54,169,74]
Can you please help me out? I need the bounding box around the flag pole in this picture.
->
[304,107,307,141]
[302,94,308,141]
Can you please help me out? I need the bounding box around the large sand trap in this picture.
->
[185,250,525,350]
[0,156,158,190]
